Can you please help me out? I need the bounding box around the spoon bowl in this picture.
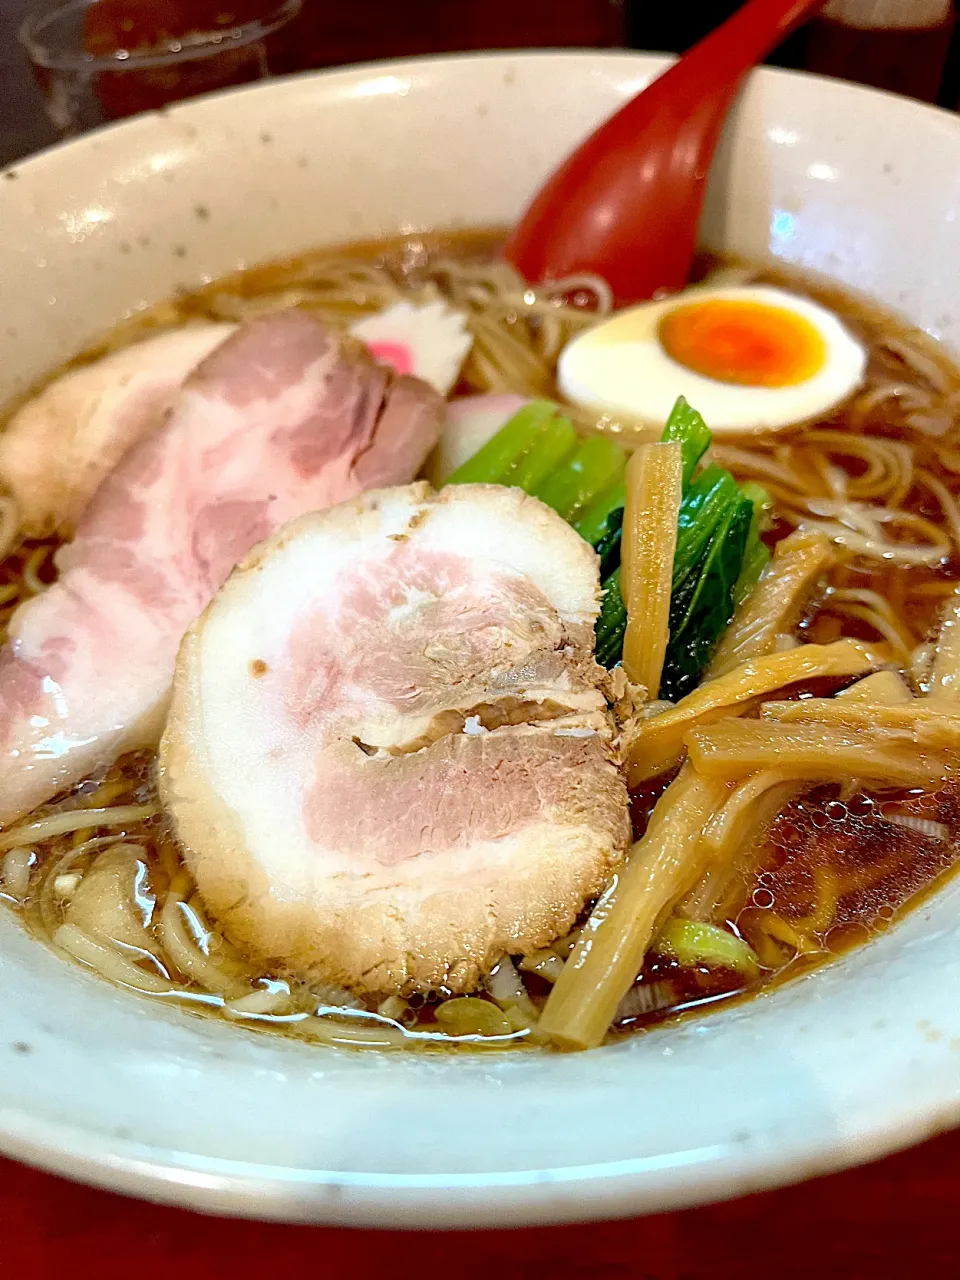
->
[505,0,825,304]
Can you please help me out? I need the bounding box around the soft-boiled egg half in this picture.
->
[557,285,867,433]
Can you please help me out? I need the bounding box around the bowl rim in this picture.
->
[2,1090,956,1227]
[5,45,960,183]
[2,49,960,1227]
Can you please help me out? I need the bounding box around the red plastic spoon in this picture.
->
[505,0,825,306]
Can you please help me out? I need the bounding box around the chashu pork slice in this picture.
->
[159,483,631,998]
[0,311,444,825]
[0,324,235,535]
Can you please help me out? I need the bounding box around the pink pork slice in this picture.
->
[0,311,444,825]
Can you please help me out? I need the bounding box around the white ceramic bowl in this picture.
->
[1,52,960,1228]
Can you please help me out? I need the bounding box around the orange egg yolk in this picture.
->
[659,298,827,388]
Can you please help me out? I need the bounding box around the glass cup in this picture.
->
[19,0,303,137]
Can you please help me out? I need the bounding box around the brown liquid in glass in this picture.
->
[805,15,956,103]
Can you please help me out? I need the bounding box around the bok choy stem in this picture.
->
[534,434,626,522]
[510,415,578,492]
[444,400,558,486]
[574,478,626,547]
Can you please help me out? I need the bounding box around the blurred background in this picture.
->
[3,0,960,167]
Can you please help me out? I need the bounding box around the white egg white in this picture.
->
[557,285,867,433]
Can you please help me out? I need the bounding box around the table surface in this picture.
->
[2,1126,958,1277]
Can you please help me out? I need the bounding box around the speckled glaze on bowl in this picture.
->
[1,53,960,1227]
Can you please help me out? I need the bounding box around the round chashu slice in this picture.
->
[159,482,630,997]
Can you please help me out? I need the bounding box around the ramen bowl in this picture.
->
[1,52,960,1226]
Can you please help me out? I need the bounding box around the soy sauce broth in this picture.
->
[2,229,960,1050]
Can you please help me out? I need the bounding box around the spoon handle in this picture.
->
[677,0,825,79]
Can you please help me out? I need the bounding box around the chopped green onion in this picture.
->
[660,395,711,490]
[434,997,512,1037]
[738,482,773,528]
[653,917,760,975]
[445,400,558,486]
[534,434,626,523]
